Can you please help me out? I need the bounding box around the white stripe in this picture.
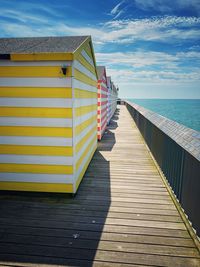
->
[0,173,73,183]
[101,115,107,126]
[0,61,72,66]
[75,120,97,144]
[0,136,72,146]
[98,103,107,110]
[101,109,107,119]
[74,98,97,108]
[0,155,73,165]
[73,79,97,93]
[0,117,73,127]
[100,82,107,89]
[0,78,72,87]
[0,98,73,108]
[101,126,106,135]
[98,109,107,119]
[101,117,107,127]
[75,131,97,162]
[99,98,107,102]
[98,117,107,130]
[74,110,97,127]
[102,90,108,96]
[75,139,96,180]
[74,60,96,81]
[81,50,94,67]
[99,125,106,136]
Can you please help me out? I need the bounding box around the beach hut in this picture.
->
[106,77,118,124]
[0,36,98,194]
[97,66,108,140]
[106,76,112,124]
[110,82,118,118]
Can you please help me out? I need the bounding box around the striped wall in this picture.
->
[106,77,118,125]
[110,82,118,120]
[97,68,108,140]
[73,45,97,191]
[0,44,97,193]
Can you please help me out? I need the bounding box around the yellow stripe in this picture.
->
[75,105,97,117]
[73,37,89,57]
[0,145,73,156]
[76,54,96,75]
[76,136,97,171]
[0,107,72,118]
[11,53,73,61]
[0,87,72,98]
[0,126,72,137]
[0,163,73,174]
[84,45,93,61]
[0,181,73,193]
[74,88,97,99]
[75,115,97,136]
[75,125,97,153]
[74,69,97,87]
[76,144,96,190]
[0,66,72,78]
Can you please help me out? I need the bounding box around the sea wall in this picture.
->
[125,100,200,237]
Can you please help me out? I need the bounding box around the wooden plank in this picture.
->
[0,244,199,267]
[0,216,186,230]
[0,236,199,257]
[0,105,199,267]
[0,201,180,215]
[0,229,195,247]
[0,221,191,238]
[0,207,182,222]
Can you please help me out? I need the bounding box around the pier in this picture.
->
[0,105,199,267]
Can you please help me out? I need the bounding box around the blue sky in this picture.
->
[0,0,200,98]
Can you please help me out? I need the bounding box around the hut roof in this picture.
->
[0,36,89,54]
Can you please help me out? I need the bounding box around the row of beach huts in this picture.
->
[0,35,118,194]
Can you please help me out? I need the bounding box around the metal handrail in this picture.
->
[125,100,200,237]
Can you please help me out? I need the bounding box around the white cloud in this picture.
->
[96,51,186,68]
[1,12,199,45]
[109,1,126,19]
[111,1,124,15]
[103,16,200,44]
[107,68,200,86]
[134,0,200,14]
[96,50,200,87]
[1,9,48,24]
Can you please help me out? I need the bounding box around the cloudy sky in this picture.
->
[0,0,200,98]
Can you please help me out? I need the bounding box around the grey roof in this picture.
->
[0,36,89,54]
[97,66,105,79]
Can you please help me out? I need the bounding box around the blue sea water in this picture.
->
[127,99,200,132]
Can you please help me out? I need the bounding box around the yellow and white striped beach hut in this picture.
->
[0,36,98,194]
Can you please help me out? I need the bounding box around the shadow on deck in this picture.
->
[0,106,199,267]
[0,112,119,267]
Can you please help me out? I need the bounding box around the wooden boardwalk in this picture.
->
[0,105,200,267]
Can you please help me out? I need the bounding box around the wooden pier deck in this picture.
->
[0,105,200,267]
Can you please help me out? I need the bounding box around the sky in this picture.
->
[0,0,200,99]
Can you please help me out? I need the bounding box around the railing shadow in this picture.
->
[0,110,120,266]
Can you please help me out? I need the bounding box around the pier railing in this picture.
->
[125,101,200,237]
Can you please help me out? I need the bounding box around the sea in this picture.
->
[127,99,200,132]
